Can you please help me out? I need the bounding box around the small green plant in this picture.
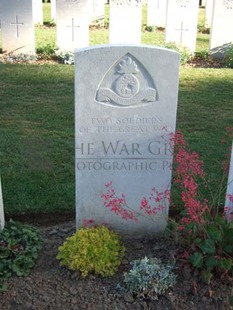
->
[36,42,57,58]
[56,225,125,277]
[164,43,192,64]
[0,220,43,291]
[197,22,210,34]
[224,44,233,68]
[167,130,233,284]
[194,50,209,60]
[2,53,38,64]
[55,50,74,64]
[145,25,155,32]
[120,256,176,300]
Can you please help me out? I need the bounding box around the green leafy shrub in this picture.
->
[120,256,176,300]
[194,50,209,60]
[164,43,192,64]
[0,221,43,291]
[55,50,74,65]
[56,225,125,277]
[36,42,57,58]
[197,22,210,34]
[224,44,233,68]
[145,25,155,32]
[166,130,233,284]
[187,216,233,283]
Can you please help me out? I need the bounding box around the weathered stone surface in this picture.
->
[56,0,91,51]
[1,0,35,54]
[209,0,233,58]
[109,0,142,44]
[75,45,180,237]
[165,0,199,53]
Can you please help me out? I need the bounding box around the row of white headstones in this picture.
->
[0,0,232,58]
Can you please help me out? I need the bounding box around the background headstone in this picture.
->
[225,142,233,222]
[204,0,213,28]
[33,0,43,24]
[209,0,233,58]
[1,0,35,54]
[0,177,5,231]
[147,0,167,28]
[50,0,57,22]
[56,0,91,51]
[75,45,180,237]
[165,0,199,53]
[109,0,142,44]
[91,0,105,22]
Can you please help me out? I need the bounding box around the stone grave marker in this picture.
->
[165,0,199,53]
[91,0,105,22]
[56,0,91,51]
[33,0,43,24]
[109,0,142,44]
[0,177,5,231]
[225,142,233,222]
[205,0,213,28]
[147,0,167,28]
[75,45,180,237]
[50,0,56,21]
[1,0,35,54]
[209,0,233,58]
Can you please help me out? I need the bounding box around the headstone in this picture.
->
[205,0,213,28]
[0,177,5,231]
[225,142,233,222]
[75,45,180,237]
[1,0,35,54]
[209,0,233,58]
[33,0,43,24]
[147,0,167,28]
[109,0,142,44]
[56,0,91,52]
[91,0,105,22]
[165,0,199,53]
[50,0,57,21]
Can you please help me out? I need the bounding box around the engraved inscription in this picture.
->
[175,21,189,44]
[10,16,24,38]
[223,0,233,9]
[96,54,158,107]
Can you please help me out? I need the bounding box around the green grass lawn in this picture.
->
[0,65,232,216]
[0,5,232,217]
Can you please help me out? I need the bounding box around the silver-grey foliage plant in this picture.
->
[122,256,176,300]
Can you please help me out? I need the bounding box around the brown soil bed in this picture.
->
[1,220,232,310]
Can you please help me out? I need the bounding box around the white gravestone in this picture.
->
[205,0,213,28]
[1,0,35,54]
[51,0,56,21]
[33,0,43,24]
[56,0,91,51]
[209,0,233,58]
[225,142,233,222]
[165,0,199,53]
[75,45,180,237]
[147,0,167,28]
[109,0,142,44]
[91,0,105,22]
[0,177,5,231]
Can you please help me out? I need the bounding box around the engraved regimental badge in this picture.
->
[96,53,158,107]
